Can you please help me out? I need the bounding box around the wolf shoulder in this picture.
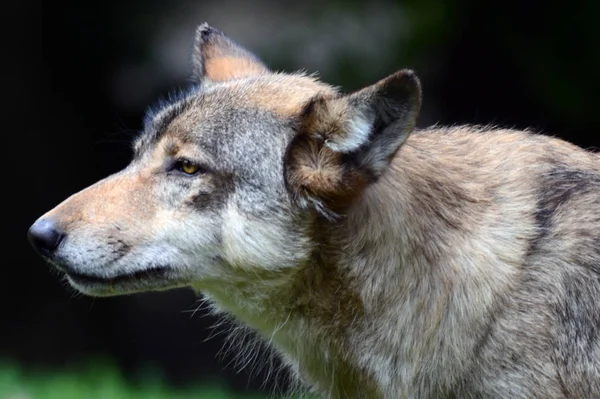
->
[395,124,600,270]
[392,125,600,396]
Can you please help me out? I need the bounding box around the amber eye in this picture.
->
[174,159,202,175]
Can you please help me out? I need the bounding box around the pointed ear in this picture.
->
[285,69,421,217]
[192,23,269,83]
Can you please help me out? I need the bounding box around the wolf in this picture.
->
[28,24,600,398]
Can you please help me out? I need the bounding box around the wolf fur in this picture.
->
[29,24,600,398]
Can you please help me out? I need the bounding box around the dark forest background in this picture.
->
[5,0,600,396]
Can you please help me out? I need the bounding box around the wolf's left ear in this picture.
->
[192,23,269,83]
[285,69,421,217]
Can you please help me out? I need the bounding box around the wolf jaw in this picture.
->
[28,23,600,398]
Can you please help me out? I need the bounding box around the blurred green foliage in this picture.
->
[0,359,302,399]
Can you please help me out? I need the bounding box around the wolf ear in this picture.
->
[192,23,269,83]
[285,69,421,217]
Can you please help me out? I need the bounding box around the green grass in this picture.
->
[0,360,273,399]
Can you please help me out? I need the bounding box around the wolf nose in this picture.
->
[28,218,65,256]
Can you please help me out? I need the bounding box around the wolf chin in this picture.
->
[29,24,600,398]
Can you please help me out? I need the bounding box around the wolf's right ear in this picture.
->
[192,23,269,83]
[285,69,421,219]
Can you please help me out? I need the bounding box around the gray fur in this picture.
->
[29,25,600,398]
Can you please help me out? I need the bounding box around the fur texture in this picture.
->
[29,24,600,398]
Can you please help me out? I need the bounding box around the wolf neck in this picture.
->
[201,239,380,396]
[201,141,517,396]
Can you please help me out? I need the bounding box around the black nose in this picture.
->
[28,218,65,255]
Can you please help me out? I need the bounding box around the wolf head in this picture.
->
[28,24,421,297]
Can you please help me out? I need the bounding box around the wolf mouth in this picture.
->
[66,267,170,286]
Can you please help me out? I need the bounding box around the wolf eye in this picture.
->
[173,159,203,176]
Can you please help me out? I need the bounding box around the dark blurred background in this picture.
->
[6,0,600,396]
